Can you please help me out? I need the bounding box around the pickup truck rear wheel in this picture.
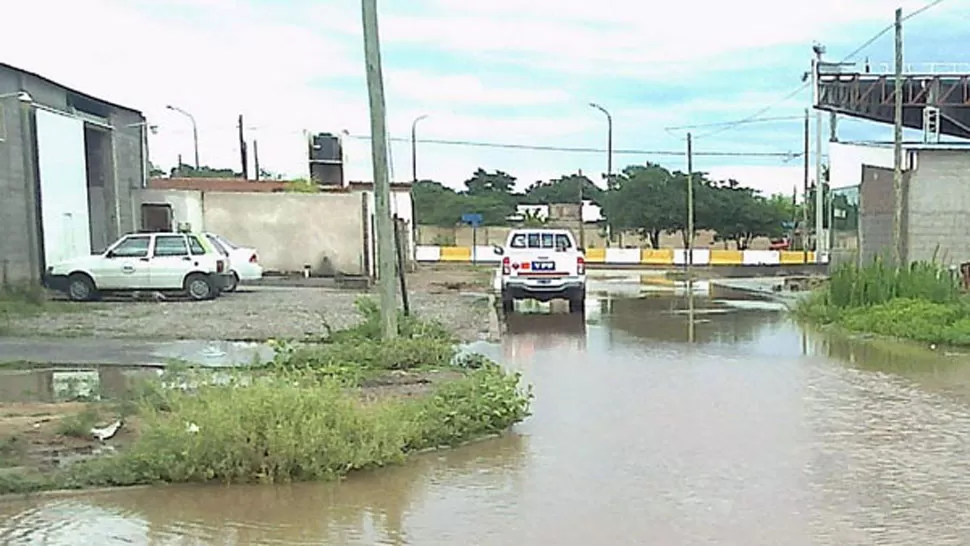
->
[568,289,586,314]
[184,273,215,301]
[500,291,514,314]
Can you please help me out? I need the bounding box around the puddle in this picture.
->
[0,366,163,403]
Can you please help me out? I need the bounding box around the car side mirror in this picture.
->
[493,246,504,256]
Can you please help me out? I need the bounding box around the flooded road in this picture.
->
[5,290,970,545]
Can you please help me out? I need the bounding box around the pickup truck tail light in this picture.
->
[577,256,585,275]
[216,260,225,273]
[249,253,258,264]
[502,257,511,275]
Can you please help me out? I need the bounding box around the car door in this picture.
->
[98,235,152,289]
[148,234,192,289]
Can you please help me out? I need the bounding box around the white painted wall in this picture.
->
[829,142,894,189]
[35,109,91,264]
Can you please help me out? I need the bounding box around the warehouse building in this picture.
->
[0,63,147,284]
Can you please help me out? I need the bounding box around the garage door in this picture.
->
[35,109,91,266]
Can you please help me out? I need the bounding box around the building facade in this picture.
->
[830,141,970,265]
[0,63,146,284]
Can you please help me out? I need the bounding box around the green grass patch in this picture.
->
[794,259,970,345]
[0,297,533,495]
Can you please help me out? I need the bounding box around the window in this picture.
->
[510,234,527,248]
[109,236,150,258]
[188,235,208,255]
[205,234,229,256]
[153,235,189,257]
[555,234,573,249]
[216,235,238,250]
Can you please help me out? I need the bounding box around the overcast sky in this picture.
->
[3,0,968,195]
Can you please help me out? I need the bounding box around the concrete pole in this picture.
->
[410,114,427,184]
[813,53,824,261]
[802,109,810,261]
[686,132,695,344]
[361,0,398,339]
[892,7,904,266]
[589,102,613,244]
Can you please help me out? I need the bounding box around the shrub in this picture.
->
[323,297,456,344]
[57,363,532,488]
[826,259,958,309]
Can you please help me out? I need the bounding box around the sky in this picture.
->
[2,0,969,197]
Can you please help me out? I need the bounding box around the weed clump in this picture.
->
[795,258,970,345]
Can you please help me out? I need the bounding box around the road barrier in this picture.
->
[415,246,825,265]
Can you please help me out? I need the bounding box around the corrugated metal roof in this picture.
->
[0,62,142,116]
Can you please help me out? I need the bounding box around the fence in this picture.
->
[415,246,824,266]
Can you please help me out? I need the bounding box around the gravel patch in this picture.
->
[2,286,497,343]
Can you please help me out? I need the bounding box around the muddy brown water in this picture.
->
[5,291,970,545]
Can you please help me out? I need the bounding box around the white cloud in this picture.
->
[0,0,963,193]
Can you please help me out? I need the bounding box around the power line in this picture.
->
[679,0,949,139]
[664,115,805,131]
[343,133,801,158]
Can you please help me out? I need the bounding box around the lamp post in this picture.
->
[410,114,428,184]
[0,91,32,102]
[165,104,199,170]
[589,102,613,244]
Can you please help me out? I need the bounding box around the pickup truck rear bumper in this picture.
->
[502,279,585,302]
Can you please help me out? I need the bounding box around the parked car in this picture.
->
[494,228,586,314]
[43,232,231,302]
[203,233,263,292]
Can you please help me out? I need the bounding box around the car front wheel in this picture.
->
[67,273,97,302]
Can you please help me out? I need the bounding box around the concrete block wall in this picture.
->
[0,67,33,283]
[906,150,970,264]
[859,165,897,264]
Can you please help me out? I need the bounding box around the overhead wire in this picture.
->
[674,0,949,140]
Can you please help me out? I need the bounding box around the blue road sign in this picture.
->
[461,213,483,227]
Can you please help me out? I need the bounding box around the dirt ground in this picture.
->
[0,368,467,475]
[1,266,497,343]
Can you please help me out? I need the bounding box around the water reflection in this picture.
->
[0,434,529,545]
[7,292,970,544]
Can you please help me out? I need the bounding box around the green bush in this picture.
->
[323,297,457,344]
[826,259,958,309]
[48,363,531,489]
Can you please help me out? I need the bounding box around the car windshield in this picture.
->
[510,232,571,249]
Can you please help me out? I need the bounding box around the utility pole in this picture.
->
[577,169,586,248]
[813,47,824,261]
[253,140,261,181]
[411,114,428,184]
[892,7,904,266]
[166,105,199,169]
[686,133,695,344]
[361,0,398,339]
[238,115,248,179]
[802,109,810,262]
[589,102,613,244]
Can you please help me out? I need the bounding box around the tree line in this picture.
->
[413,164,859,249]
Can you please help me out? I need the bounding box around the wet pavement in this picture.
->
[5,287,970,544]
[0,338,274,367]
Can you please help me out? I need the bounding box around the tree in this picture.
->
[706,180,790,249]
[524,173,603,206]
[600,163,680,248]
[412,180,463,227]
[148,162,165,178]
[170,164,240,178]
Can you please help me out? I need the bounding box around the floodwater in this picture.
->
[5,288,970,545]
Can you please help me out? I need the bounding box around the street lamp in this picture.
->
[589,102,613,244]
[0,91,32,102]
[411,114,428,184]
[165,104,199,169]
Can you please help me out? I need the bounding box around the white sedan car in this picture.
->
[203,233,263,292]
[44,232,230,301]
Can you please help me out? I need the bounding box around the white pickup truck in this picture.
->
[494,229,586,314]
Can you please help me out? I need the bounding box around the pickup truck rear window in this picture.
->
[510,233,573,249]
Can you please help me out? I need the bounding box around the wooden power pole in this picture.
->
[892,7,904,266]
[238,115,248,179]
[361,0,398,339]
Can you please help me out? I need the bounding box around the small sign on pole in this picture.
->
[461,213,483,264]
